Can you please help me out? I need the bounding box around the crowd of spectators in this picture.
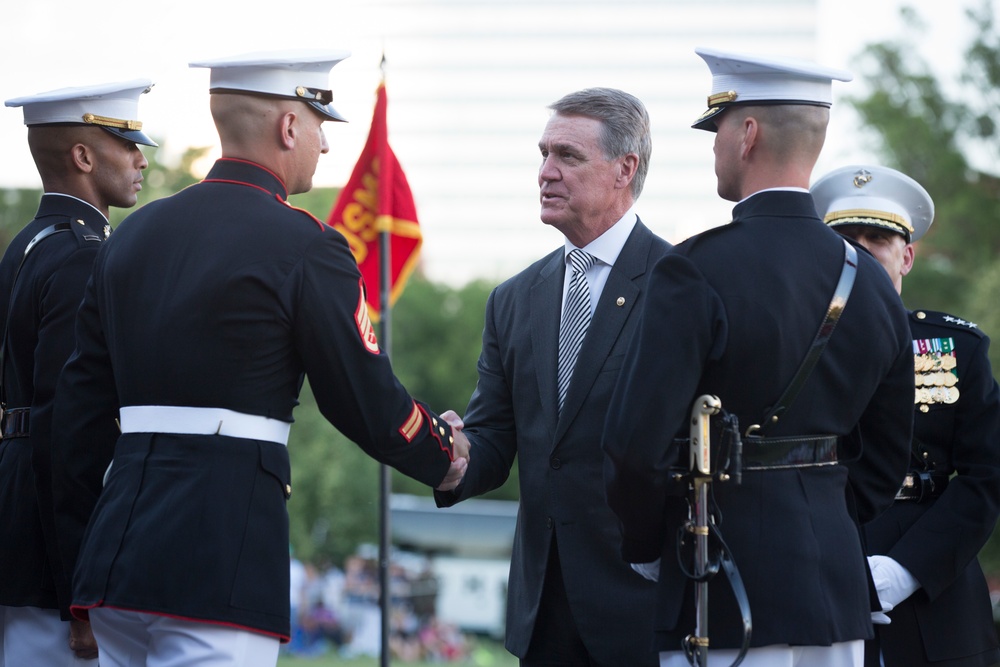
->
[285,548,469,661]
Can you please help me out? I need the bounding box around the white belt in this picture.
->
[119,406,291,446]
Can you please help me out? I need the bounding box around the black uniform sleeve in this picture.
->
[291,231,454,487]
[844,336,914,524]
[50,269,121,607]
[31,246,101,616]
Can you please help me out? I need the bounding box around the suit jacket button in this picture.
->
[546,517,553,529]
[550,457,561,469]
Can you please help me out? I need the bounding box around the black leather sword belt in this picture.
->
[895,471,949,502]
[741,434,838,471]
[672,434,838,472]
[2,407,30,438]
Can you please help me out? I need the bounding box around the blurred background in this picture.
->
[3,0,998,662]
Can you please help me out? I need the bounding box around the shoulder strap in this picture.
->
[0,222,75,414]
[753,238,858,434]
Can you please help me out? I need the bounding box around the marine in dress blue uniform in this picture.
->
[813,164,1000,667]
[602,49,914,667]
[48,51,466,667]
[0,80,156,665]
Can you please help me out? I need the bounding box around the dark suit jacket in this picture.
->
[603,191,914,650]
[0,194,107,614]
[436,220,668,664]
[864,310,1000,667]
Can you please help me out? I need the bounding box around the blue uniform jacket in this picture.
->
[0,194,107,615]
[50,159,457,641]
[603,190,914,650]
[864,310,1000,667]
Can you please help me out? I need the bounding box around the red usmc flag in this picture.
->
[328,80,421,317]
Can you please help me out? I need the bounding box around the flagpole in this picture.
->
[327,54,423,666]
[378,227,392,667]
[377,53,393,667]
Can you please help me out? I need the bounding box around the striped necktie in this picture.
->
[557,249,597,412]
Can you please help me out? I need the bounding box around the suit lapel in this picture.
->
[530,251,565,436]
[554,221,653,442]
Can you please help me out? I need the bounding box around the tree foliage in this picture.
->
[285,382,383,566]
[846,2,1000,326]
[385,276,515,500]
[286,273,503,566]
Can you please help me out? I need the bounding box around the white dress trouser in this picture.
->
[89,607,280,667]
[660,640,864,667]
[0,605,97,666]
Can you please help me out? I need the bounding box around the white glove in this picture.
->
[871,610,892,625]
[631,559,660,582]
[868,554,920,617]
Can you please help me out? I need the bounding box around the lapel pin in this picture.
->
[616,297,625,307]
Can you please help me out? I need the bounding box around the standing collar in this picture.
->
[203,158,289,200]
[737,186,809,204]
[731,189,819,222]
[38,192,109,224]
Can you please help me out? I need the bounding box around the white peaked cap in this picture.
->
[5,79,157,146]
[811,165,934,243]
[692,47,852,131]
[189,49,351,122]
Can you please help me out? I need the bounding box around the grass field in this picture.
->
[277,637,518,667]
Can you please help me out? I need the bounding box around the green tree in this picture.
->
[284,272,515,565]
[385,276,519,501]
[285,381,383,566]
[0,188,45,249]
[846,2,1000,325]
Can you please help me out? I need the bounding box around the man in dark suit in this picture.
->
[813,164,1000,667]
[0,79,157,664]
[48,50,468,667]
[435,87,666,666]
[602,49,914,667]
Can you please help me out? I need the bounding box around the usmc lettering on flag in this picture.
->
[354,278,380,354]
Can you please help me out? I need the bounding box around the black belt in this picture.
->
[895,471,949,502]
[672,434,838,472]
[2,407,30,438]
[741,435,838,471]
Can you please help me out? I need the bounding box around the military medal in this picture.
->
[912,337,958,408]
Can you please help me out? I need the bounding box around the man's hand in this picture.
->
[436,456,468,492]
[441,410,469,461]
[868,554,920,619]
[436,410,469,492]
[69,618,99,660]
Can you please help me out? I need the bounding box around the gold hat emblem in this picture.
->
[707,90,738,107]
[852,169,873,188]
[82,113,143,131]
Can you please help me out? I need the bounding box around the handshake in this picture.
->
[436,410,470,492]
